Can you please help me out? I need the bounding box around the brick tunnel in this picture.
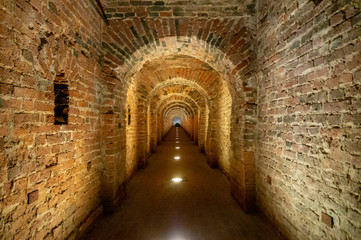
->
[0,0,360,239]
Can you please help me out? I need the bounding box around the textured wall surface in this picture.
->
[256,0,361,239]
[0,0,105,239]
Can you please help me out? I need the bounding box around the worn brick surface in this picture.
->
[0,0,104,239]
[256,0,361,239]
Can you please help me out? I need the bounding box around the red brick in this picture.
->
[14,87,40,98]
[306,68,329,81]
[46,134,66,145]
[321,212,334,228]
[135,7,147,17]
[22,100,34,111]
[4,99,22,109]
[29,0,42,12]
[34,101,53,112]
[0,83,13,94]
[346,52,361,70]
[326,73,353,88]
[160,11,172,17]
[330,12,345,27]
[0,127,10,137]
[14,113,39,124]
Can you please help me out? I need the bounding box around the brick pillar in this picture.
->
[157,114,162,144]
[199,143,205,153]
[206,106,218,168]
[102,181,126,213]
[137,101,147,168]
[150,111,157,153]
[198,107,207,150]
[231,150,256,213]
[206,155,218,168]
[193,114,198,145]
[101,111,126,213]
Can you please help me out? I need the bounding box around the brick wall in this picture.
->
[0,0,105,239]
[256,0,361,239]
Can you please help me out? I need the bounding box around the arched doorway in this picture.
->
[103,36,256,212]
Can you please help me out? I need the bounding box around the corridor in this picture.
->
[84,127,279,240]
[1,1,360,239]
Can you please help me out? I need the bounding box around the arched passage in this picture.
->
[102,35,257,213]
[156,94,201,146]
[3,1,358,239]
[121,51,236,204]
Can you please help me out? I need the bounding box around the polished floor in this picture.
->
[84,127,279,240]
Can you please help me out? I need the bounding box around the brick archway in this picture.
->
[101,35,257,212]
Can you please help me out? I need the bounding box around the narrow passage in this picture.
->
[84,127,279,240]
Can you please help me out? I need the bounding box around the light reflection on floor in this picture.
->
[85,127,280,240]
[171,177,183,183]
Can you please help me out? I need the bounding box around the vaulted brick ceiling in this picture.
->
[135,55,219,96]
[151,86,205,107]
[101,0,256,108]
[133,54,218,120]
[161,102,195,117]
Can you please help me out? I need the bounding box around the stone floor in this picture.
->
[83,127,280,240]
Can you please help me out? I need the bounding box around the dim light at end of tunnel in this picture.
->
[176,147,180,149]
[174,156,180,160]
